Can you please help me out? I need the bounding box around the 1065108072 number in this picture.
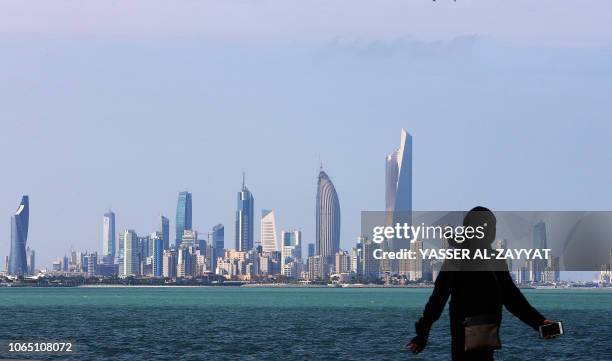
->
[8,342,73,353]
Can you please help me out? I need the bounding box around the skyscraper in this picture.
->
[122,229,139,277]
[160,215,170,250]
[385,129,412,214]
[152,234,164,277]
[235,175,254,251]
[384,129,412,274]
[260,210,278,253]
[212,224,224,271]
[26,247,35,275]
[532,221,548,283]
[315,168,341,269]
[175,191,192,248]
[103,211,116,263]
[9,195,29,275]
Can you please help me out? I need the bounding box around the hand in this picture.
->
[541,319,556,339]
[406,338,425,354]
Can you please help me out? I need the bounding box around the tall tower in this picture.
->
[385,129,412,215]
[260,210,278,253]
[175,191,192,248]
[9,195,29,275]
[103,211,116,262]
[160,215,170,250]
[316,168,341,269]
[384,129,412,274]
[122,229,139,277]
[212,224,225,271]
[235,174,254,251]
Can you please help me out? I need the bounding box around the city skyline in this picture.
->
[1,3,611,273]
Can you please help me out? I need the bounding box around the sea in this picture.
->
[0,287,610,360]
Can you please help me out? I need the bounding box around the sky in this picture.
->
[1,1,612,278]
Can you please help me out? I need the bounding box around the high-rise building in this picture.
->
[260,210,278,253]
[181,230,198,248]
[316,168,340,270]
[384,129,412,274]
[102,211,116,263]
[86,252,98,277]
[162,249,177,278]
[335,251,351,274]
[308,243,315,258]
[122,230,139,277]
[175,191,192,248]
[152,233,164,277]
[308,255,324,281]
[212,224,224,271]
[160,215,170,250]
[532,221,548,283]
[385,129,412,215]
[350,244,362,274]
[9,195,29,275]
[361,237,380,278]
[281,230,302,267]
[26,247,35,275]
[235,175,254,252]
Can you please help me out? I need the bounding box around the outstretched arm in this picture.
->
[498,271,546,330]
[408,270,451,353]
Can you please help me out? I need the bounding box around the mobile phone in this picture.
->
[539,321,564,338]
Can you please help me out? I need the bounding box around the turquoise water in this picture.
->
[0,287,610,360]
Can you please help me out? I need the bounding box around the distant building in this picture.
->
[181,230,198,248]
[26,247,35,275]
[281,230,302,278]
[152,233,164,277]
[122,230,139,277]
[361,237,380,278]
[177,247,196,278]
[260,210,278,253]
[175,191,192,248]
[9,195,29,275]
[308,255,325,281]
[212,224,224,271]
[307,243,315,258]
[103,211,116,264]
[86,252,98,277]
[532,221,548,282]
[316,168,340,272]
[160,215,170,250]
[235,175,254,251]
[350,244,362,274]
[162,250,177,278]
[384,129,412,274]
[335,251,351,274]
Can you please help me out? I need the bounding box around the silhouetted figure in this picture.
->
[408,207,554,360]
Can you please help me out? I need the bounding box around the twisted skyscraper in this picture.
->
[316,168,340,268]
[9,195,29,275]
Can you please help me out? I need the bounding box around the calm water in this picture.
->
[0,287,610,360]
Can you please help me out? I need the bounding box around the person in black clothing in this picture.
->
[408,207,555,360]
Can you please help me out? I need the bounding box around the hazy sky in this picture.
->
[1,2,611,273]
